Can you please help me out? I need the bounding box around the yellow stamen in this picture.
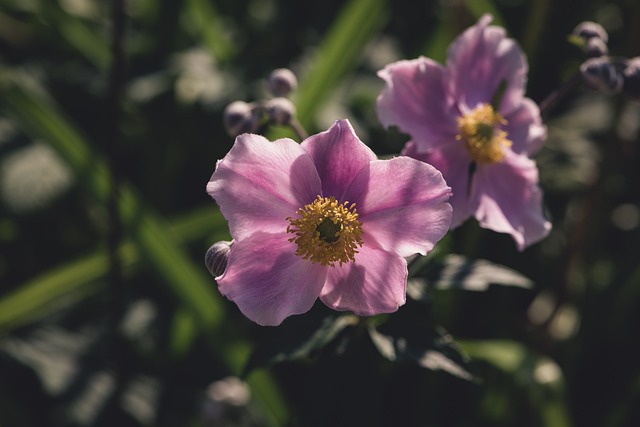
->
[456,103,512,164]
[287,196,364,267]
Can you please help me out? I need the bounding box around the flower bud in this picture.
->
[266,97,296,125]
[205,240,232,277]
[223,101,258,137]
[267,68,298,97]
[572,21,608,44]
[585,37,608,58]
[623,57,640,99]
[580,57,623,94]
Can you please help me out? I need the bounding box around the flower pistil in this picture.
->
[287,196,363,267]
[457,103,512,163]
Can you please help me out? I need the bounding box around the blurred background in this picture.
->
[1,0,640,426]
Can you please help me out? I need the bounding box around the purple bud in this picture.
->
[267,68,298,97]
[205,240,232,277]
[223,101,258,137]
[580,57,623,94]
[572,21,608,44]
[623,57,640,99]
[266,97,296,125]
[585,37,608,58]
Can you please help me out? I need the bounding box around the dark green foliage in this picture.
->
[2,0,640,426]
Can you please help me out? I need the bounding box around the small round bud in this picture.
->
[572,21,608,44]
[266,97,296,125]
[223,101,258,137]
[623,57,640,99]
[205,240,232,277]
[585,37,608,58]
[267,68,298,97]
[580,57,623,94]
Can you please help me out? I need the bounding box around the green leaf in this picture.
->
[406,254,533,301]
[459,339,572,427]
[244,313,358,374]
[295,0,389,128]
[369,324,474,380]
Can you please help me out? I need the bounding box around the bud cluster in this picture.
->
[222,68,299,137]
[571,21,608,58]
[572,21,640,99]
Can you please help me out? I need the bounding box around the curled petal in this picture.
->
[217,232,328,326]
[320,242,407,315]
[345,156,452,257]
[402,141,473,229]
[301,119,377,200]
[504,98,547,156]
[447,14,527,115]
[207,134,321,241]
[377,57,459,151]
[470,152,551,250]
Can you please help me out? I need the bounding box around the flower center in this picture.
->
[456,103,512,164]
[286,195,364,267]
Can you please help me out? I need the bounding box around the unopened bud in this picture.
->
[267,68,298,97]
[267,97,296,125]
[580,57,623,94]
[585,37,608,58]
[223,101,258,137]
[572,21,608,44]
[205,240,232,277]
[623,57,640,99]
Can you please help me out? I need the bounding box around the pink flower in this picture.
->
[207,119,452,326]
[376,14,550,250]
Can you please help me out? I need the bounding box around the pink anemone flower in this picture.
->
[207,119,452,326]
[376,14,550,250]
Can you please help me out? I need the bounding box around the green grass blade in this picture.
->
[38,2,110,70]
[184,0,234,63]
[0,206,223,336]
[0,75,224,332]
[423,1,504,61]
[462,0,504,26]
[0,77,289,426]
[295,0,389,128]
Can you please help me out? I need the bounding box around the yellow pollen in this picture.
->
[286,196,364,267]
[456,103,512,164]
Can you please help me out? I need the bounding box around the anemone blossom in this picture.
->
[377,14,550,250]
[207,119,452,325]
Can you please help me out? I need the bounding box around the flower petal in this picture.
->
[217,232,328,326]
[402,140,473,229]
[504,97,547,156]
[207,133,321,241]
[447,14,527,115]
[377,57,459,151]
[300,119,377,200]
[320,242,407,315]
[343,156,452,257]
[470,152,551,250]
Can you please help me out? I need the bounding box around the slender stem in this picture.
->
[289,117,309,141]
[539,71,582,118]
[106,0,126,320]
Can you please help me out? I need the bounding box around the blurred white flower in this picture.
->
[172,48,235,105]
[0,142,73,212]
